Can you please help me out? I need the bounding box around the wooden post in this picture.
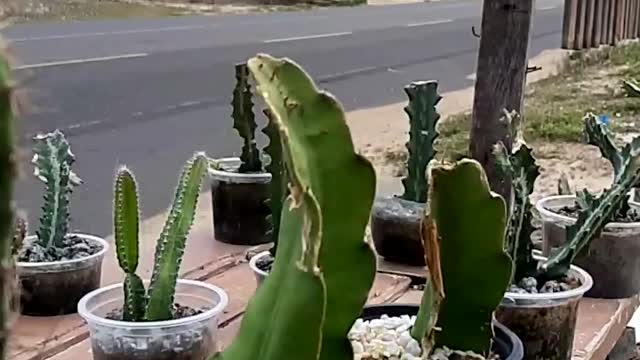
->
[604,0,612,44]
[594,0,603,46]
[635,0,640,38]
[616,0,625,44]
[575,0,588,48]
[470,0,534,201]
[563,0,580,48]
[585,0,596,47]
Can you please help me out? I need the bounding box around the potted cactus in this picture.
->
[78,153,228,360]
[370,80,441,266]
[210,63,285,247]
[213,54,523,360]
[13,130,109,316]
[535,113,640,299]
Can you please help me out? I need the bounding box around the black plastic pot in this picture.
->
[17,234,108,316]
[370,196,426,266]
[360,304,524,360]
[210,158,272,246]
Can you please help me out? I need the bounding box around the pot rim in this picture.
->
[16,233,109,268]
[78,279,229,329]
[209,157,271,184]
[504,254,593,301]
[249,250,271,277]
[535,194,640,229]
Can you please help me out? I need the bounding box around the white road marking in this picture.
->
[405,19,453,28]
[263,31,352,43]
[538,5,558,10]
[9,25,215,42]
[13,53,149,70]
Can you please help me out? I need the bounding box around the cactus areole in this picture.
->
[15,130,109,316]
[370,81,441,267]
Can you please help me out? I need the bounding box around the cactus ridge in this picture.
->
[145,152,207,321]
[401,81,441,203]
[232,63,262,173]
[262,109,286,253]
[584,113,624,177]
[32,130,82,248]
[114,167,140,274]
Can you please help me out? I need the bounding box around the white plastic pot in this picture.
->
[17,233,109,316]
[249,251,271,287]
[78,279,228,360]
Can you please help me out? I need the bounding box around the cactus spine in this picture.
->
[113,153,208,322]
[32,130,82,248]
[232,63,262,173]
[215,54,376,360]
[0,46,14,359]
[401,81,441,203]
[262,109,286,254]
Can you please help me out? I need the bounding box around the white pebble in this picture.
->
[349,315,423,359]
[405,338,422,356]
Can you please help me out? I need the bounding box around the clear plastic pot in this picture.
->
[536,194,640,298]
[78,279,228,360]
[249,251,270,287]
[209,157,272,246]
[496,259,593,360]
[17,233,108,316]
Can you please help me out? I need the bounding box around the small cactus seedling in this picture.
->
[400,81,441,203]
[114,152,208,321]
[416,159,512,355]
[31,130,82,249]
[232,63,262,173]
[558,173,573,195]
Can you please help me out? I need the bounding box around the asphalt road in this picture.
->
[4,0,565,237]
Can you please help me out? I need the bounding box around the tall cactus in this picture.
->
[422,159,512,355]
[538,117,640,279]
[400,81,441,203]
[494,140,539,281]
[232,63,262,173]
[262,108,286,254]
[214,54,376,360]
[32,130,82,248]
[113,153,208,322]
[0,45,15,360]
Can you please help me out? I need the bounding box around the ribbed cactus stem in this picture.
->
[11,212,26,256]
[584,113,624,178]
[232,63,262,173]
[262,108,286,254]
[32,130,82,248]
[401,81,441,203]
[0,47,14,359]
[145,153,208,321]
[494,140,539,282]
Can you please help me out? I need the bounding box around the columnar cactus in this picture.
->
[214,54,376,360]
[494,139,539,281]
[113,152,208,322]
[232,63,262,173]
[262,108,286,253]
[32,130,82,248]
[401,81,441,203]
[420,159,512,355]
[0,46,15,359]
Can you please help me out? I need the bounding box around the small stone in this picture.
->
[518,276,538,291]
[405,338,421,356]
[352,341,364,354]
[397,331,412,348]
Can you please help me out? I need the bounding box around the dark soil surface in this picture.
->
[106,303,204,321]
[426,348,500,359]
[508,275,581,294]
[556,204,640,222]
[17,234,102,262]
[255,253,274,273]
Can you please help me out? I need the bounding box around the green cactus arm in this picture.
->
[494,141,538,282]
[123,273,146,321]
[401,81,441,203]
[428,159,512,355]
[232,63,262,173]
[32,130,81,248]
[539,154,640,279]
[262,108,286,253]
[114,167,140,274]
[584,113,623,176]
[215,54,377,360]
[0,48,14,360]
[145,153,208,321]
